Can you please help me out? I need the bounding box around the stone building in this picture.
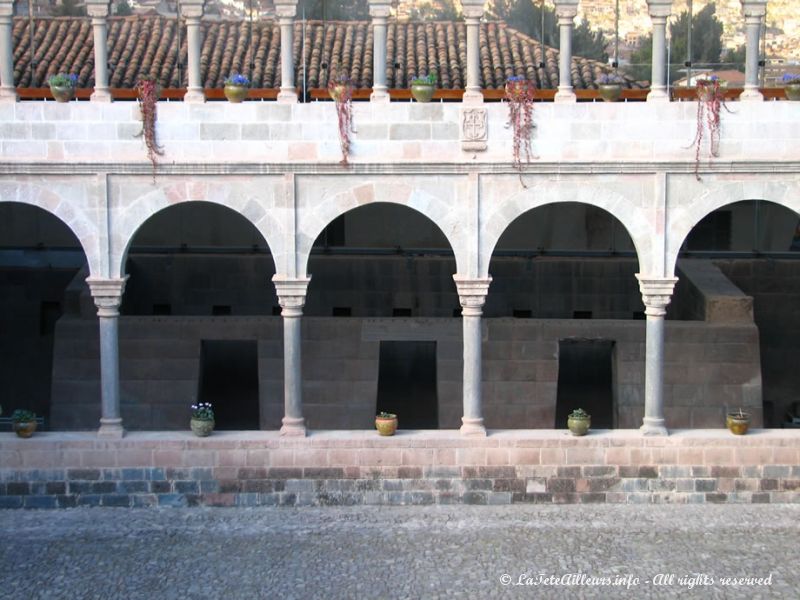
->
[0,0,797,441]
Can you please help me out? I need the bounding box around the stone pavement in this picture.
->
[0,504,797,599]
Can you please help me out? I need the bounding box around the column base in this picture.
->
[90,89,113,103]
[277,90,298,104]
[460,418,487,437]
[646,88,670,102]
[640,418,669,436]
[462,90,483,105]
[0,87,17,102]
[97,418,125,439]
[369,90,391,103]
[739,88,764,102]
[280,417,307,437]
[183,89,206,104]
[554,90,576,103]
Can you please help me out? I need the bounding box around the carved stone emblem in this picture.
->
[460,107,488,152]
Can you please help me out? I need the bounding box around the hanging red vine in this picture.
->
[136,76,164,179]
[689,76,728,181]
[328,73,354,166]
[505,76,536,184]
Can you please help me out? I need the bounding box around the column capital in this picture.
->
[179,0,205,19]
[0,1,14,18]
[553,0,579,20]
[636,275,677,315]
[85,0,111,18]
[460,0,485,20]
[645,0,673,19]
[367,0,391,18]
[274,0,298,19]
[273,275,311,316]
[740,0,767,18]
[87,276,127,316]
[453,275,492,316]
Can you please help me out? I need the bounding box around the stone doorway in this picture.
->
[198,340,260,430]
[555,339,615,429]
[376,341,438,429]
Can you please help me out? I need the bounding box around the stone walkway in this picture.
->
[0,505,797,599]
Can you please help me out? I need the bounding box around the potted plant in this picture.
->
[567,408,591,436]
[782,73,800,101]
[47,73,78,103]
[328,73,354,165]
[224,73,250,103]
[375,412,397,436]
[726,409,750,435]
[410,72,436,103]
[11,409,37,438]
[190,402,215,437]
[597,72,624,102]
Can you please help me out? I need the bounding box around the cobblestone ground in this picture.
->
[1,504,798,600]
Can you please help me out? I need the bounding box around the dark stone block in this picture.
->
[556,466,581,478]
[147,468,166,481]
[121,468,146,481]
[56,495,78,508]
[244,480,273,493]
[157,494,188,508]
[695,479,717,492]
[546,478,576,493]
[45,482,66,495]
[711,466,741,478]
[464,479,493,491]
[101,495,131,507]
[355,480,381,492]
[781,480,800,491]
[705,493,727,504]
[0,497,23,509]
[165,468,191,480]
[91,482,117,494]
[6,482,30,496]
[175,481,199,494]
[266,468,302,479]
[588,478,621,492]
[382,480,404,491]
[132,495,157,508]
[76,495,102,507]
[218,480,241,494]
[425,466,461,478]
[185,494,202,507]
[150,481,172,494]
[68,482,94,494]
[23,496,57,509]
[639,466,658,479]
[435,479,454,491]
[462,491,488,505]
[102,470,120,481]
[67,469,101,481]
[752,493,771,504]
[199,480,220,493]
[493,478,526,493]
[190,468,214,481]
[117,481,148,494]
[478,466,516,479]
[552,493,579,504]
[303,467,345,479]
[437,492,460,504]
[258,493,279,506]
[409,492,435,505]
[691,466,711,477]
[278,493,297,506]
[398,467,423,479]
[579,493,606,503]
[619,466,640,478]
[760,479,779,492]
[317,493,344,506]
[583,466,616,477]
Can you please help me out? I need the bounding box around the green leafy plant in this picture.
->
[410,72,436,86]
[376,412,396,419]
[568,408,589,419]
[47,73,78,88]
[11,409,36,423]
[191,402,214,421]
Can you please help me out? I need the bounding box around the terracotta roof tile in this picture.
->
[12,16,641,90]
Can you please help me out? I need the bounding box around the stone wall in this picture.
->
[1,431,798,507]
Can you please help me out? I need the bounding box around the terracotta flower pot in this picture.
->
[190,418,214,437]
[411,83,435,103]
[224,84,249,103]
[726,412,750,435]
[375,414,398,436]
[13,421,37,438]
[50,85,74,103]
[598,84,622,102]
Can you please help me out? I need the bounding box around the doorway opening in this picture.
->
[376,341,438,429]
[198,340,260,429]
[555,339,615,429]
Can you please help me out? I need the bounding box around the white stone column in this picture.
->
[0,0,16,102]
[461,0,484,104]
[740,0,767,102]
[553,0,578,103]
[86,0,112,102]
[368,0,391,102]
[87,277,128,438]
[454,276,492,436]
[273,275,311,436]
[636,275,677,436]
[180,0,205,103]
[275,0,298,103]
[646,0,673,102]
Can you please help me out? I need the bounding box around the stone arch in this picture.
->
[112,179,285,278]
[480,182,651,277]
[0,185,101,276]
[296,180,469,277]
[666,179,800,276]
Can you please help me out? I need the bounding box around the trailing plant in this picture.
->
[504,76,536,184]
[225,73,250,87]
[689,76,729,181]
[191,402,214,421]
[11,409,36,423]
[328,73,354,165]
[135,76,164,179]
[47,73,78,88]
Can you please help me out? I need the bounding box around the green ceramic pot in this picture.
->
[598,84,622,103]
[726,413,750,435]
[190,417,215,437]
[411,83,435,103]
[567,415,590,436]
[785,83,800,101]
[50,85,74,103]
[375,414,398,436]
[13,421,37,438]
[224,84,249,103]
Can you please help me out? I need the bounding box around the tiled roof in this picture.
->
[12,16,641,90]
